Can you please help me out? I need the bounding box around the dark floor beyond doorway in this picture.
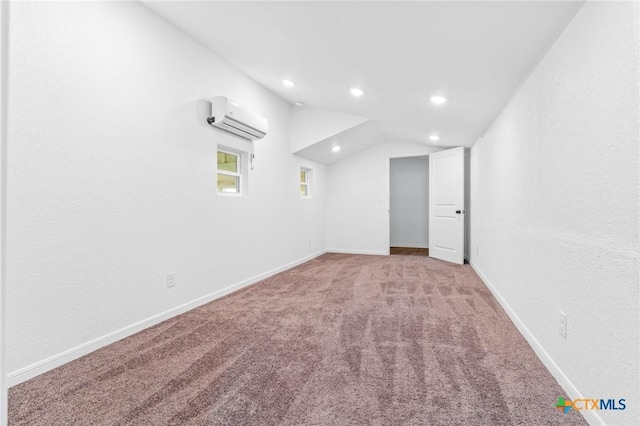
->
[390,246,428,256]
[9,254,585,425]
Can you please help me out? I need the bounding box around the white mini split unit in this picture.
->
[207,96,268,141]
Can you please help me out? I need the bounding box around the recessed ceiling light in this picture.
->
[430,95,447,105]
[332,146,341,152]
[282,79,295,88]
[429,134,440,141]
[294,101,305,107]
[350,87,364,97]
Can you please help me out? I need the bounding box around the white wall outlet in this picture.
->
[559,311,567,339]
[476,246,479,256]
[308,239,312,246]
[167,272,176,288]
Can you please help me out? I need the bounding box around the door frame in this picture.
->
[386,152,431,256]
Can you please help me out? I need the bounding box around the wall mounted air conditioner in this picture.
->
[206,96,268,141]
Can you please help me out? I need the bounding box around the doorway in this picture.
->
[389,156,429,256]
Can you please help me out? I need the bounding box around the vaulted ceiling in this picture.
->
[143,1,583,160]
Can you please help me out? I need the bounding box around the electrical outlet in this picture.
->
[476,246,479,256]
[167,272,176,288]
[308,239,312,246]
[559,311,567,339]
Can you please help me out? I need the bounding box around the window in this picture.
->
[217,150,241,194]
[300,167,311,197]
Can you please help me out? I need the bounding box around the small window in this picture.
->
[300,167,311,198]
[217,150,241,194]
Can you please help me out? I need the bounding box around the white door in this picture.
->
[429,147,465,264]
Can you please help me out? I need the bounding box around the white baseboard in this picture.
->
[468,261,602,426]
[327,248,387,256]
[8,249,327,387]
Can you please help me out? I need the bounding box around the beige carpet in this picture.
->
[9,253,586,425]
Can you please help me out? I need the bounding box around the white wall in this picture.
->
[327,141,439,255]
[469,2,639,425]
[389,156,429,248]
[7,1,326,383]
[0,0,8,422]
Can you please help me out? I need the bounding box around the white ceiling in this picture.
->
[295,120,384,165]
[143,1,583,149]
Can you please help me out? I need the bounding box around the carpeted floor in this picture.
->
[9,253,586,425]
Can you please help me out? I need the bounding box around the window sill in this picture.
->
[217,192,245,198]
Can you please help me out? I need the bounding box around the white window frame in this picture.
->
[300,167,312,198]
[217,148,242,196]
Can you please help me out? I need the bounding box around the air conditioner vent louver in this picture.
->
[207,97,268,141]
